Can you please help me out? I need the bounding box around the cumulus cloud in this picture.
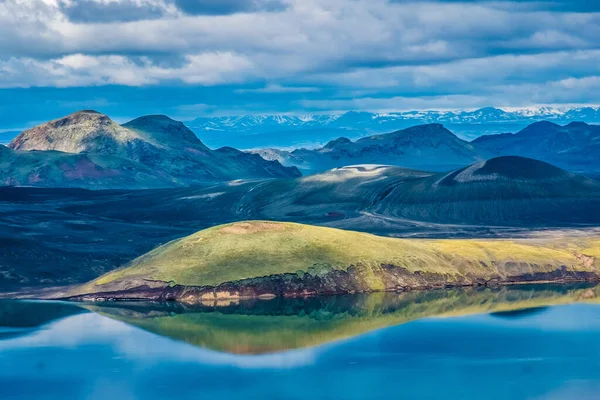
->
[0,52,255,87]
[0,0,600,112]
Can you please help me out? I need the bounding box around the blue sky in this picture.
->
[1,0,600,129]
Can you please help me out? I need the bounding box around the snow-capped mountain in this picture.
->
[187,106,600,149]
[189,106,600,133]
[190,114,342,132]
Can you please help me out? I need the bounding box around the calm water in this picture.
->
[2,286,600,399]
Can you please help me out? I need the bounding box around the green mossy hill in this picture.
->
[83,221,600,295]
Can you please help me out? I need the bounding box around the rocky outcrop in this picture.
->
[64,263,600,304]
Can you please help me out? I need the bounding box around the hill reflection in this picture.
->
[87,284,600,354]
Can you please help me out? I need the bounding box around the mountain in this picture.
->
[252,123,487,174]
[58,156,600,230]
[65,221,600,302]
[190,107,600,134]
[188,106,600,148]
[240,156,600,227]
[472,121,600,175]
[0,145,179,189]
[5,110,300,189]
[369,156,600,224]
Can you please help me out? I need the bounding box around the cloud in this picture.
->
[388,0,600,12]
[173,0,289,15]
[1,0,600,118]
[0,53,256,87]
[58,0,177,23]
[55,0,289,23]
[300,74,600,112]
[235,84,320,94]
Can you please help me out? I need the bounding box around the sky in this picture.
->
[1,0,600,129]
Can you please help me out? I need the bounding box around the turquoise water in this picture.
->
[2,288,600,399]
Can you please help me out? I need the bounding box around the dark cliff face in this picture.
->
[66,261,600,303]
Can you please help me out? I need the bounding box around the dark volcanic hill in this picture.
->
[241,156,600,226]
[254,123,487,174]
[370,156,600,224]
[6,111,300,189]
[471,121,600,175]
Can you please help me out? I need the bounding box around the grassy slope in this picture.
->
[89,286,600,354]
[89,221,600,290]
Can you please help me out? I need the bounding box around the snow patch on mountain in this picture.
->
[189,106,600,134]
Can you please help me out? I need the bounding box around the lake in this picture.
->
[2,285,600,399]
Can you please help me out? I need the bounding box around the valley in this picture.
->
[2,155,600,289]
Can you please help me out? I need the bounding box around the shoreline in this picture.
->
[59,270,600,304]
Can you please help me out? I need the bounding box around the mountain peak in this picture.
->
[74,109,101,114]
[474,107,504,113]
[323,137,352,149]
[127,114,175,123]
[476,156,567,180]
[390,123,451,137]
[8,110,123,153]
[123,115,204,147]
[566,121,589,128]
[516,120,561,136]
[63,110,111,122]
[439,156,568,186]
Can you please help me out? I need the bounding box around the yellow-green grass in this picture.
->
[87,221,600,291]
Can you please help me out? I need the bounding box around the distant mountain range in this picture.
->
[189,106,600,148]
[2,110,299,189]
[2,109,600,190]
[254,124,488,174]
[253,121,600,177]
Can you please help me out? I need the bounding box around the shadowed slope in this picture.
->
[240,157,600,226]
[370,156,600,224]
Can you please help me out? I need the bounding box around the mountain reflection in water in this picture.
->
[2,285,600,400]
[86,284,599,354]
